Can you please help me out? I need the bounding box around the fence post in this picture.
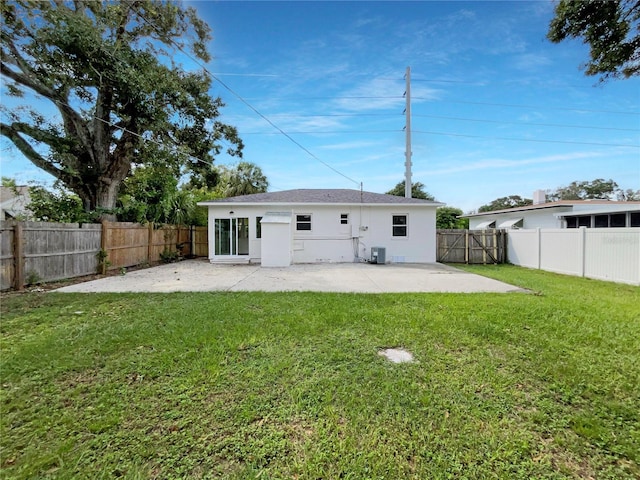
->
[13,222,24,290]
[493,230,498,264]
[464,230,469,264]
[502,230,508,263]
[100,221,108,274]
[190,225,195,257]
[482,230,487,264]
[147,222,154,263]
[579,227,586,278]
[536,228,542,270]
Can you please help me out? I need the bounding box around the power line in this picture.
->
[243,95,404,101]
[412,98,639,116]
[127,1,360,187]
[204,71,613,90]
[231,111,637,133]
[238,94,637,116]
[411,114,639,132]
[412,130,640,148]
[0,94,222,176]
[48,2,637,172]
[210,72,280,77]
[238,128,638,148]
[264,113,396,118]
[410,77,605,90]
[208,75,361,185]
[241,129,402,135]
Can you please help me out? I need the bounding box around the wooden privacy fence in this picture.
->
[1,221,101,290]
[437,229,507,264]
[0,221,208,290]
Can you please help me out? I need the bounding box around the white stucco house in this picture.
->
[0,186,31,220]
[198,189,443,267]
[463,200,640,230]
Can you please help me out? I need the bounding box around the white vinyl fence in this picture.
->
[507,228,640,286]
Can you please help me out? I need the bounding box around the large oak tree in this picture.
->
[546,178,621,201]
[1,0,242,219]
[548,0,640,80]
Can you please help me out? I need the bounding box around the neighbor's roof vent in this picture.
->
[533,190,546,205]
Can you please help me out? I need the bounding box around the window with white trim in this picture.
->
[392,215,407,237]
[567,213,631,228]
[296,214,312,231]
[256,216,262,238]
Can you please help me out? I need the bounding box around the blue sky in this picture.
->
[2,0,639,212]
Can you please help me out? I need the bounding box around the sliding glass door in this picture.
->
[214,218,249,256]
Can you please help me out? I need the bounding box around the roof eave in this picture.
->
[461,203,572,218]
[197,201,445,207]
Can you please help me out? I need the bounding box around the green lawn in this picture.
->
[1,266,638,479]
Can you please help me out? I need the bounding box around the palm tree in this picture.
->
[220,162,269,197]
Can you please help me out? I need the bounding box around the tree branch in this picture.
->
[0,122,76,186]
[1,30,97,156]
[0,61,56,100]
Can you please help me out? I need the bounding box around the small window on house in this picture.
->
[594,214,609,228]
[566,217,578,228]
[256,216,262,238]
[296,214,312,231]
[610,213,626,228]
[340,213,349,225]
[577,216,591,228]
[630,212,640,227]
[392,215,407,237]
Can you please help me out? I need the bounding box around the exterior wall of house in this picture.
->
[469,207,571,229]
[206,203,438,264]
[206,205,266,263]
[358,205,437,263]
[469,203,640,230]
[0,186,31,220]
[570,204,639,214]
[290,205,356,263]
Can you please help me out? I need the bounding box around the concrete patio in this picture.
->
[55,259,524,293]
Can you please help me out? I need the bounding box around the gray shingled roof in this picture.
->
[198,189,443,205]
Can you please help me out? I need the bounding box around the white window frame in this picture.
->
[256,216,262,238]
[296,213,312,231]
[392,214,408,238]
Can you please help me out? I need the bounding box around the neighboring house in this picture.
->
[463,198,640,230]
[198,189,443,267]
[0,186,31,220]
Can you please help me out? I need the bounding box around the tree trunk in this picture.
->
[93,178,122,221]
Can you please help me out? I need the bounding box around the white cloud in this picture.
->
[332,77,442,112]
[316,140,382,151]
[422,151,604,176]
[513,53,552,72]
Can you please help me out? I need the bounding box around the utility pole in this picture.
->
[404,66,412,198]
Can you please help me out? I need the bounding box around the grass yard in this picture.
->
[1,265,639,479]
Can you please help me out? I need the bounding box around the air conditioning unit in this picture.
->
[370,247,386,264]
